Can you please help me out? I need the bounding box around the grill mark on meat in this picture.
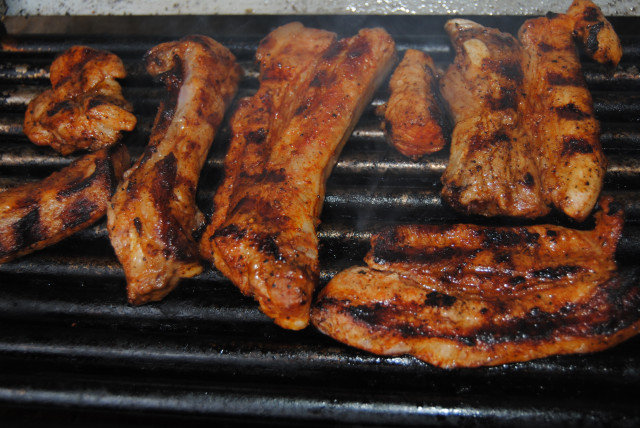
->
[61,197,98,230]
[239,168,287,183]
[86,97,108,110]
[322,41,343,60]
[481,228,539,247]
[555,103,589,120]
[487,88,517,111]
[257,234,284,262]
[212,224,245,240]
[586,22,604,55]
[531,265,582,280]
[245,128,267,144]
[151,154,178,206]
[537,42,554,52]
[424,291,457,308]
[373,245,472,265]
[562,137,594,156]
[11,208,44,252]
[133,217,143,235]
[546,71,583,87]
[46,100,73,117]
[57,159,108,198]
[522,172,535,188]
[482,59,523,83]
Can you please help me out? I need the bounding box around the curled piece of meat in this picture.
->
[439,19,549,218]
[312,197,639,368]
[567,0,623,67]
[24,46,137,155]
[200,23,396,330]
[381,49,447,159]
[108,36,242,305]
[0,144,129,263]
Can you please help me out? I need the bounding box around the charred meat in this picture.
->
[567,0,623,67]
[108,36,242,305]
[312,197,639,368]
[200,23,396,330]
[1,144,129,263]
[24,46,137,155]
[439,19,548,218]
[381,49,447,159]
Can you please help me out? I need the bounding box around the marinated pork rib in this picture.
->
[381,49,447,158]
[200,23,396,330]
[24,46,137,155]
[1,144,129,264]
[312,197,639,368]
[567,0,623,67]
[439,20,549,218]
[108,36,241,305]
[519,10,609,221]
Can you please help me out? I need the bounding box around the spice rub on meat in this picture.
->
[1,144,129,264]
[108,36,242,305]
[24,46,137,155]
[519,4,617,222]
[439,19,549,218]
[381,49,447,159]
[312,197,639,368]
[200,23,396,330]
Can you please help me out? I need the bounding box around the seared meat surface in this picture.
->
[200,23,396,330]
[24,46,137,155]
[381,49,447,158]
[312,197,639,368]
[519,10,610,222]
[1,144,129,263]
[108,36,241,305]
[567,0,623,67]
[439,19,548,218]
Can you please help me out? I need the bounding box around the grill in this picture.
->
[0,14,639,427]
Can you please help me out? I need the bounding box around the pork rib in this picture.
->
[200,23,396,330]
[108,35,242,305]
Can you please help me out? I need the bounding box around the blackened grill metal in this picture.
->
[0,15,639,427]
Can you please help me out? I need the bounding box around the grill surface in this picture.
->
[0,15,639,427]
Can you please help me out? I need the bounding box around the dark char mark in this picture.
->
[61,197,98,230]
[257,234,284,262]
[213,224,245,240]
[522,173,535,188]
[322,41,343,60]
[245,128,267,144]
[585,22,604,55]
[86,97,107,110]
[46,100,73,117]
[562,137,594,156]
[424,291,457,308]
[531,265,581,280]
[583,7,601,22]
[57,159,108,198]
[372,245,466,265]
[133,217,143,235]
[546,71,582,87]
[482,228,539,248]
[538,42,554,52]
[555,103,589,120]
[12,208,44,251]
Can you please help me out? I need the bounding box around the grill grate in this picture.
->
[0,15,639,427]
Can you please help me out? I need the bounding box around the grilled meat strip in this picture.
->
[381,49,447,159]
[439,20,548,218]
[519,10,608,222]
[1,144,129,263]
[24,46,137,155]
[108,36,241,305]
[200,23,396,330]
[567,0,623,67]
[312,197,638,368]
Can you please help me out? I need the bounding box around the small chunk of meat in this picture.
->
[0,144,129,263]
[381,49,447,159]
[24,46,137,155]
[567,0,623,67]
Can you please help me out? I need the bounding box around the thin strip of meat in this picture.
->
[439,19,548,218]
[519,11,608,222]
[567,0,623,67]
[381,49,447,159]
[0,144,129,264]
[200,23,396,330]
[108,36,242,305]
[24,46,137,155]
[312,197,639,368]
